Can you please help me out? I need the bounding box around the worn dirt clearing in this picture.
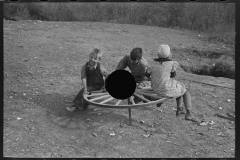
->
[4,20,235,158]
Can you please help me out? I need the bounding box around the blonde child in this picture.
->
[146,44,196,121]
[66,48,109,111]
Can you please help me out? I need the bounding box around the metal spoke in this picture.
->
[89,94,111,102]
[133,93,151,102]
[115,100,122,105]
[99,97,114,104]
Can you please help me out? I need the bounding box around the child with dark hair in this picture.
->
[66,48,109,112]
[146,44,197,121]
[115,47,154,104]
[116,47,150,83]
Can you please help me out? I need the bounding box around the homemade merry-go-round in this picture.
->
[83,87,171,125]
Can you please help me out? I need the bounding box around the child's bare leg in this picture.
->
[182,90,196,120]
[176,96,185,116]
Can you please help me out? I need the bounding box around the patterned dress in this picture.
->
[149,61,186,98]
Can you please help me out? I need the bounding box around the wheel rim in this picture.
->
[83,88,170,109]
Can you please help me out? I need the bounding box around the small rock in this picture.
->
[92,133,97,137]
[219,107,223,110]
[139,120,144,124]
[98,113,102,115]
[143,134,151,138]
[23,93,26,96]
[9,96,13,99]
[217,132,222,136]
[227,99,231,102]
[110,132,115,136]
[199,122,208,126]
[16,117,22,120]
[209,121,214,125]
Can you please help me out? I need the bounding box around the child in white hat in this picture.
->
[145,44,196,121]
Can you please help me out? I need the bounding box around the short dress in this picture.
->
[150,61,187,98]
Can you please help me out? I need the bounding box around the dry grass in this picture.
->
[4,3,235,45]
[180,55,235,79]
[4,3,235,79]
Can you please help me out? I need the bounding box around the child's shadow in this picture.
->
[35,93,89,130]
[36,93,131,130]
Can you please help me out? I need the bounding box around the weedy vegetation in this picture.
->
[4,2,235,79]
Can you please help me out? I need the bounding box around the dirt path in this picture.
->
[4,20,235,158]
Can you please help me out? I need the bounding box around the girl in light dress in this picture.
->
[145,44,197,121]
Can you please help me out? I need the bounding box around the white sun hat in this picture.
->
[157,44,172,58]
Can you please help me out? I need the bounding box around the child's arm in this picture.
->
[145,66,152,78]
[141,57,151,76]
[100,64,110,91]
[141,57,149,67]
[115,55,128,70]
[170,61,178,78]
[100,64,109,78]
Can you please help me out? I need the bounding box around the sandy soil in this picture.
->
[4,20,235,158]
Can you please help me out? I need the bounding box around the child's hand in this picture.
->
[101,86,106,92]
[83,88,89,95]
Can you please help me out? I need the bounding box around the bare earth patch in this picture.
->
[4,20,235,158]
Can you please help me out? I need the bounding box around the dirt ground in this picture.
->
[3,20,235,158]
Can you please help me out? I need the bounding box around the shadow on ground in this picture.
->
[30,93,138,130]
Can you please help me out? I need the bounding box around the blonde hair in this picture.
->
[90,48,102,61]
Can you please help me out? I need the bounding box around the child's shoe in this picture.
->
[176,107,185,116]
[66,105,78,112]
[185,109,198,122]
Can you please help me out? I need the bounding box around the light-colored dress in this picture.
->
[150,61,186,98]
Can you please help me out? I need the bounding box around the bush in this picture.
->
[180,57,235,79]
[210,61,235,79]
